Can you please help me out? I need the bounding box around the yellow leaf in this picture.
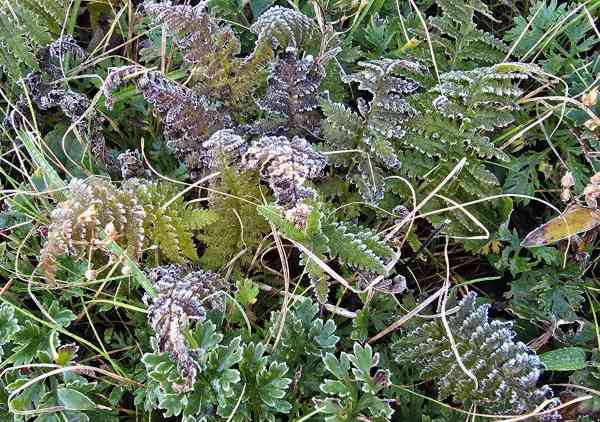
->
[521,205,600,247]
[482,240,502,255]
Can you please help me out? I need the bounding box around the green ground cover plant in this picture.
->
[0,0,600,420]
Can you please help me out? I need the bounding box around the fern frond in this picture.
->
[256,46,325,136]
[139,71,230,149]
[39,178,145,285]
[137,182,218,264]
[199,167,270,272]
[393,292,561,419]
[426,0,508,68]
[323,221,392,273]
[200,129,248,169]
[250,5,318,52]
[242,135,327,213]
[322,59,425,204]
[145,264,228,392]
[396,64,533,234]
[143,1,269,111]
[0,0,69,81]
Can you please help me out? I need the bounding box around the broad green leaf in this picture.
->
[0,304,20,347]
[235,278,260,307]
[540,347,587,371]
[57,387,96,411]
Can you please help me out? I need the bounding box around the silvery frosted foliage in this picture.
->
[136,71,230,175]
[393,293,561,420]
[322,59,425,204]
[343,59,425,143]
[138,71,229,146]
[38,88,90,120]
[199,129,248,169]
[8,77,91,132]
[431,65,527,134]
[39,177,145,285]
[117,149,148,179]
[242,135,327,210]
[144,1,240,67]
[145,265,229,392]
[34,35,86,80]
[257,46,324,136]
[102,65,144,110]
[250,5,318,51]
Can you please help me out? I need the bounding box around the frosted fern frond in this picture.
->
[138,71,230,149]
[145,264,228,392]
[200,129,248,169]
[117,149,148,180]
[242,136,327,210]
[393,292,561,420]
[0,0,70,81]
[402,64,530,161]
[37,35,85,78]
[103,67,233,176]
[102,65,145,110]
[143,1,267,109]
[395,63,534,234]
[343,59,426,141]
[256,46,325,136]
[138,71,231,176]
[323,222,394,273]
[250,5,318,51]
[321,59,425,204]
[39,177,145,285]
[144,1,240,67]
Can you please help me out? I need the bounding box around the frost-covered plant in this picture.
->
[103,67,231,178]
[256,46,326,136]
[242,135,327,214]
[268,298,339,396]
[258,203,395,303]
[143,1,273,109]
[413,0,508,68]
[117,149,147,180]
[39,177,145,284]
[141,319,292,421]
[322,58,426,203]
[393,292,561,419]
[40,177,218,283]
[249,5,318,52]
[200,129,248,169]
[398,63,535,233]
[0,0,73,81]
[144,264,228,392]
